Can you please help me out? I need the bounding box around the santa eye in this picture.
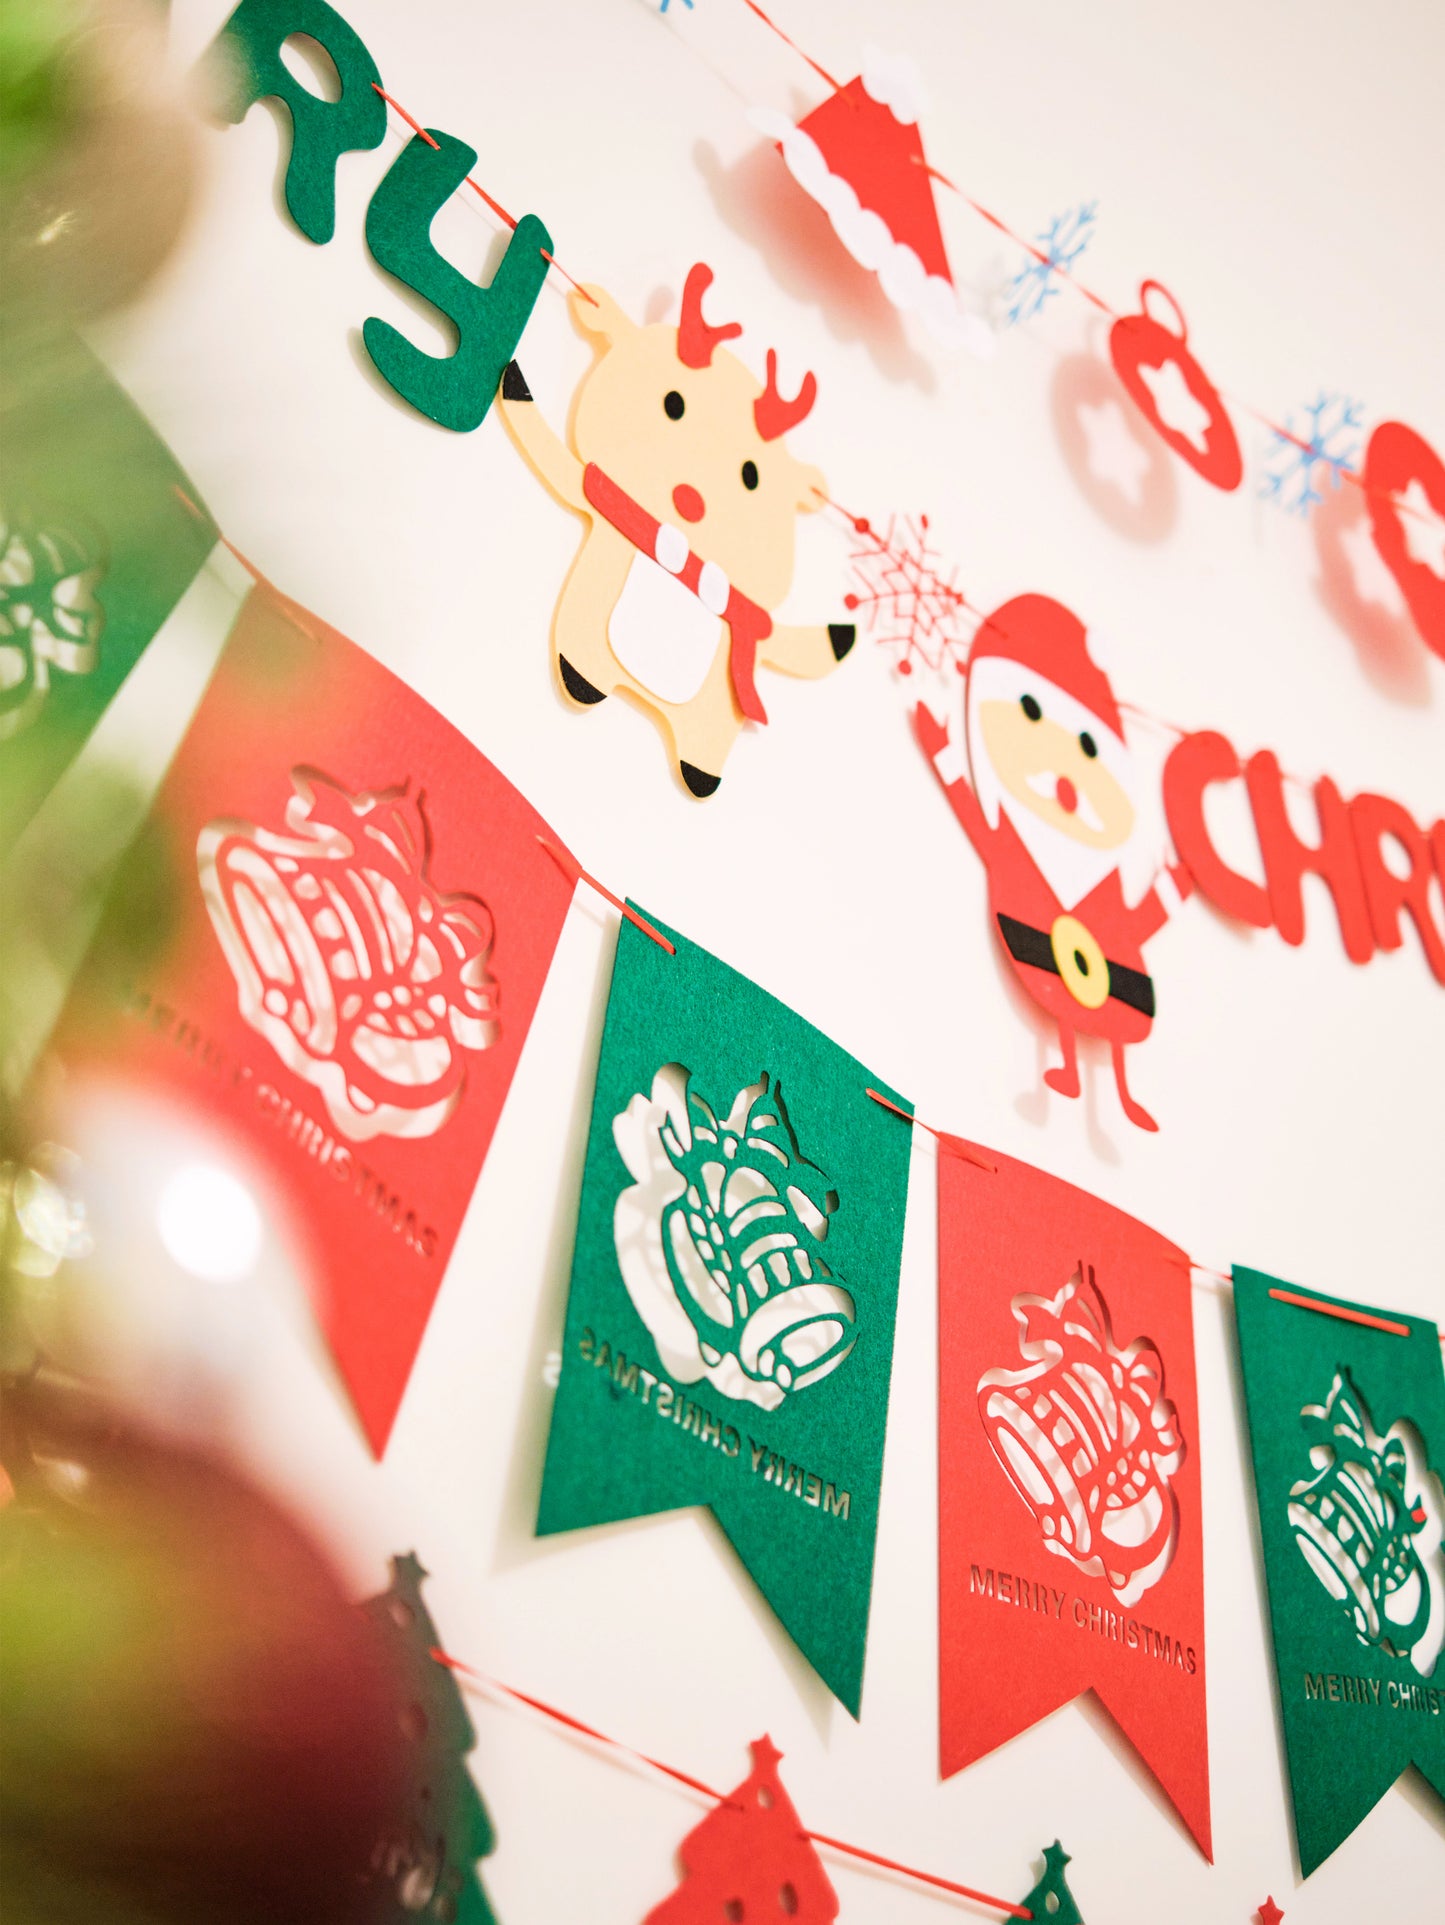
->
[1020,694,1042,721]
[663,390,685,420]
[741,459,759,490]
[1080,732,1098,758]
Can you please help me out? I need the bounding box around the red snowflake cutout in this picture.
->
[844,512,972,678]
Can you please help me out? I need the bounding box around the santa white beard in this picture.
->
[963,657,1160,912]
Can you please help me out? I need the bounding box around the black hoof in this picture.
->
[558,657,607,705]
[502,360,533,402]
[680,762,721,799]
[829,622,856,662]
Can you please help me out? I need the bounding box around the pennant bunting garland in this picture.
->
[1232,1267,1445,1876]
[537,909,913,1714]
[51,584,576,1454]
[1,340,217,848]
[937,1142,1210,1858]
[361,1553,500,1923]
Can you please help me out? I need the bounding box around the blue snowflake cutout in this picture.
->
[658,0,694,11]
[1005,202,1098,327]
[1260,392,1364,517]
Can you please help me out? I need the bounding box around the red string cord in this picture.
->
[370,85,598,307]
[1266,1288,1414,1339]
[738,0,843,92]
[432,1647,1033,1919]
[537,835,676,955]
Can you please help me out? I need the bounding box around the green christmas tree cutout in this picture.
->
[361,1553,499,1925]
[1018,1841,1084,1924]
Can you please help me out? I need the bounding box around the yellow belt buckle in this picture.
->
[1050,913,1110,1010]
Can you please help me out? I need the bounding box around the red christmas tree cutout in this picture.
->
[644,1735,838,1923]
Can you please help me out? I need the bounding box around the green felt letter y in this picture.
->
[362,130,553,432]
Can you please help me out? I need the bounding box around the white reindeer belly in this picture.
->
[608,551,724,706]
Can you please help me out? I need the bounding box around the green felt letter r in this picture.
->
[208,0,386,244]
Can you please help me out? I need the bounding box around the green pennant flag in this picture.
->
[1233,1266,1445,1876]
[1,338,216,846]
[538,908,913,1715]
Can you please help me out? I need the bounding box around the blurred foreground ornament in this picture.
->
[0,0,201,334]
[0,1381,404,1924]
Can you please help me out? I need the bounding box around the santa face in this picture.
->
[977,693,1135,851]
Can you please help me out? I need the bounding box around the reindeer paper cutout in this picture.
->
[498,264,855,796]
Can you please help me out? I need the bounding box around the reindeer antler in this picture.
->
[753,349,817,442]
[677,263,743,369]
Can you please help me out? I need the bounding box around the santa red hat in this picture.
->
[753,50,990,353]
[968,593,1124,739]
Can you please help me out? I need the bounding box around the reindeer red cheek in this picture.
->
[672,483,706,523]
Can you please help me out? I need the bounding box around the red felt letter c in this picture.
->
[1162,730,1272,928]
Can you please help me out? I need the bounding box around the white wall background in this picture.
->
[48,1,1445,1919]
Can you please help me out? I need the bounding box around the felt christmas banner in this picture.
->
[52,583,575,1454]
[937,1143,1210,1858]
[498,262,855,800]
[204,0,552,432]
[1233,1267,1445,1877]
[537,910,913,1714]
[1,339,216,847]
[361,1554,500,1922]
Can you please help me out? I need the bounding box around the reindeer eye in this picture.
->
[741,460,759,491]
[663,390,685,420]
[1080,731,1098,758]
[1020,694,1042,721]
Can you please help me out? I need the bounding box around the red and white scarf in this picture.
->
[582,463,772,725]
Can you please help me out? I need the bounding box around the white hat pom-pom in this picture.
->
[861,46,928,127]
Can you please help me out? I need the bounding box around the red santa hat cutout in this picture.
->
[753,49,991,354]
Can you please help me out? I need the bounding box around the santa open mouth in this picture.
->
[1024,768,1105,831]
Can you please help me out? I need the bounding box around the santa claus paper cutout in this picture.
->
[51,584,576,1455]
[914,594,1191,1131]
[752,50,991,354]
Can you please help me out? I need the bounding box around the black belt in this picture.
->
[997,913,1156,1017]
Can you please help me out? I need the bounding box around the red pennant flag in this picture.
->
[937,1141,1210,1858]
[53,585,575,1455]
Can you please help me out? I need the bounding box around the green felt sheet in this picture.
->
[537,908,913,1715]
[208,0,386,245]
[1233,1266,1445,1877]
[1,340,216,849]
[363,129,552,432]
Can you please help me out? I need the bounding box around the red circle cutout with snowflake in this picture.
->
[1363,420,1445,661]
[1109,281,1242,491]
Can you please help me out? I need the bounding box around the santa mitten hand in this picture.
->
[912,702,951,762]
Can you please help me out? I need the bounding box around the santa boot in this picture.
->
[1111,1040,1159,1133]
